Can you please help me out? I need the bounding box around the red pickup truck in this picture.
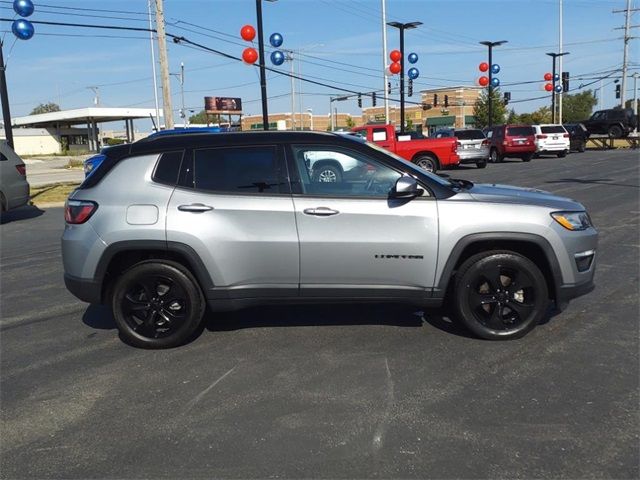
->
[352,124,460,172]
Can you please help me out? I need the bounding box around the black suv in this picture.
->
[582,108,637,138]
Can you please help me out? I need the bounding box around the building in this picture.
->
[361,85,484,134]
[241,112,362,132]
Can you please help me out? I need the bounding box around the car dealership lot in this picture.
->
[1,149,638,478]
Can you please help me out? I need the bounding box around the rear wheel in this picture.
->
[608,125,623,139]
[578,141,586,153]
[557,150,567,158]
[476,159,487,169]
[489,149,502,163]
[111,260,206,348]
[414,155,439,173]
[453,251,549,340]
[522,153,534,162]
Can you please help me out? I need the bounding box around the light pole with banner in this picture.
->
[479,40,507,128]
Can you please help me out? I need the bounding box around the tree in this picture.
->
[562,90,597,122]
[517,106,552,125]
[506,108,519,124]
[473,88,507,128]
[345,116,355,128]
[30,102,60,115]
[189,109,219,124]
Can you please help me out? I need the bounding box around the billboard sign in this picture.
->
[204,96,242,114]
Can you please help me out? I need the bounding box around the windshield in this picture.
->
[506,126,534,136]
[541,126,566,134]
[454,130,485,140]
[364,141,454,187]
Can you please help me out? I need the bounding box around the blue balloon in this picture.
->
[269,33,283,48]
[554,84,563,93]
[490,77,500,87]
[408,52,418,64]
[407,67,420,80]
[553,73,560,81]
[13,0,34,17]
[12,19,34,40]
[491,63,500,74]
[270,50,285,66]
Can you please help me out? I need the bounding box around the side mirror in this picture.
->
[391,176,423,199]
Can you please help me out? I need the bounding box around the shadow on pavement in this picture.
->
[545,178,639,189]
[0,204,45,224]
[82,304,116,330]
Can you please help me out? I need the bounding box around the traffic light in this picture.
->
[561,72,569,93]
[444,95,449,108]
[372,92,376,107]
[615,84,621,99]
[357,93,362,108]
[408,79,413,97]
[503,91,511,105]
[433,93,438,106]
[387,81,391,94]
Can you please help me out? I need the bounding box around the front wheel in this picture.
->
[111,260,206,348]
[312,164,342,183]
[453,251,549,340]
[608,125,623,139]
[414,155,439,173]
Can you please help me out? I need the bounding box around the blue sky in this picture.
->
[2,0,637,129]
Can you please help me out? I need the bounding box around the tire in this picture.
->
[414,155,439,173]
[312,164,342,183]
[111,260,206,349]
[578,142,586,153]
[557,151,567,158]
[608,125,623,139]
[452,250,548,340]
[476,159,487,169]
[489,148,502,163]
[522,153,534,162]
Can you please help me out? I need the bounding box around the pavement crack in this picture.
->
[182,365,237,414]
[372,357,395,452]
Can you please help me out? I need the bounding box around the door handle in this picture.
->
[303,207,339,216]
[178,203,214,213]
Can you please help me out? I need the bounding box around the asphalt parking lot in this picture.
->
[1,149,638,479]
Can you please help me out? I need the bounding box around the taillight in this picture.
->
[481,139,489,146]
[536,134,548,139]
[64,200,98,224]
[452,142,458,152]
[15,164,26,176]
[503,140,509,146]
[563,133,570,138]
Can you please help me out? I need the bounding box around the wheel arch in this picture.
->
[435,233,563,303]
[95,240,214,303]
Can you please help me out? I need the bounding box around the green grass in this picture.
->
[30,183,80,205]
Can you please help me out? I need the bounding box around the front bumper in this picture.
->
[555,279,595,311]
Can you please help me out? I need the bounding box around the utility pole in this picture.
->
[633,73,639,133]
[154,0,174,130]
[147,0,160,130]
[614,0,639,108]
[0,41,14,148]
[381,0,389,124]
[286,51,295,130]
[558,0,564,123]
[171,63,186,125]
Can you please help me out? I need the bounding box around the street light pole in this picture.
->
[0,41,13,148]
[256,0,277,131]
[307,108,313,130]
[546,51,569,123]
[388,21,421,134]
[480,40,507,128]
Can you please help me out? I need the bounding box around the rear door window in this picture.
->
[190,146,287,194]
[506,126,534,137]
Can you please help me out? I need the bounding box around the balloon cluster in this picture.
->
[387,50,420,79]
[477,62,501,87]
[542,72,563,92]
[240,25,286,66]
[12,0,35,40]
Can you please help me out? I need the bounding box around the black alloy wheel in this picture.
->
[112,260,205,348]
[608,125,623,139]
[453,251,548,340]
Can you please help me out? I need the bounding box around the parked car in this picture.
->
[564,123,590,152]
[581,108,637,138]
[486,124,536,162]
[62,131,597,348]
[352,124,459,173]
[0,141,30,212]
[432,128,489,168]
[532,124,570,157]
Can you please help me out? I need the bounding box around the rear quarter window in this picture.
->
[506,126,534,136]
[152,151,184,186]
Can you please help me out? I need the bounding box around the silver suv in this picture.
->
[62,131,597,348]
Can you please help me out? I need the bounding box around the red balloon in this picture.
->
[240,24,256,41]
[544,72,552,81]
[479,62,489,72]
[242,47,258,64]
[389,62,401,74]
[389,50,402,62]
[478,75,489,86]
[544,83,553,91]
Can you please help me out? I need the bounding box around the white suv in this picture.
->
[533,124,570,158]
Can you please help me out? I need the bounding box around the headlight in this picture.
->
[551,211,593,231]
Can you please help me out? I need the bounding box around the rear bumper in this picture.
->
[64,273,102,304]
